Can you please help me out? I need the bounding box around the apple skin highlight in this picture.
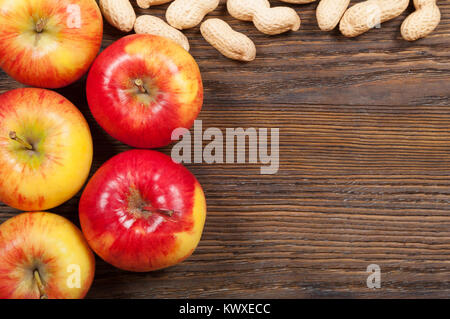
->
[79,150,207,272]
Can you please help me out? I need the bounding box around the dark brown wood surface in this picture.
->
[1,0,450,298]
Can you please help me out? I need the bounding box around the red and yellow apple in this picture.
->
[0,212,95,299]
[0,88,93,211]
[79,150,207,272]
[86,34,203,149]
[0,0,103,88]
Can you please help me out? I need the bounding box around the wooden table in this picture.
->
[1,0,450,299]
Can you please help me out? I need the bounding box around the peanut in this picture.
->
[200,19,256,62]
[134,15,190,51]
[227,0,301,35]
[401,0,441,41]
[227,0,270,22]
[279,0,316,3]
[136,0,173,9]
[316,0,350,31]
[166,0,220,30]
[339,0,410,37]
[100,0,136,32]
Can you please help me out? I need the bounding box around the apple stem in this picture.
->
[9,131,33,150]
[134,79,147,94]
[156,208,174,217]
[33,270,48,299]
[35,18,45,33]
[144,206,175,217]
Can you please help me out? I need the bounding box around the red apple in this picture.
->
[0,212,95,299]
[0,0,103,88]
[79,150,207,272]
[0,88,93,211]
[86,34,203,149]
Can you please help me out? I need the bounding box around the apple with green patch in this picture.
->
[0,88,93,211]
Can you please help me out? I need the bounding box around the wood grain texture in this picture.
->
[1,0,450,298]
